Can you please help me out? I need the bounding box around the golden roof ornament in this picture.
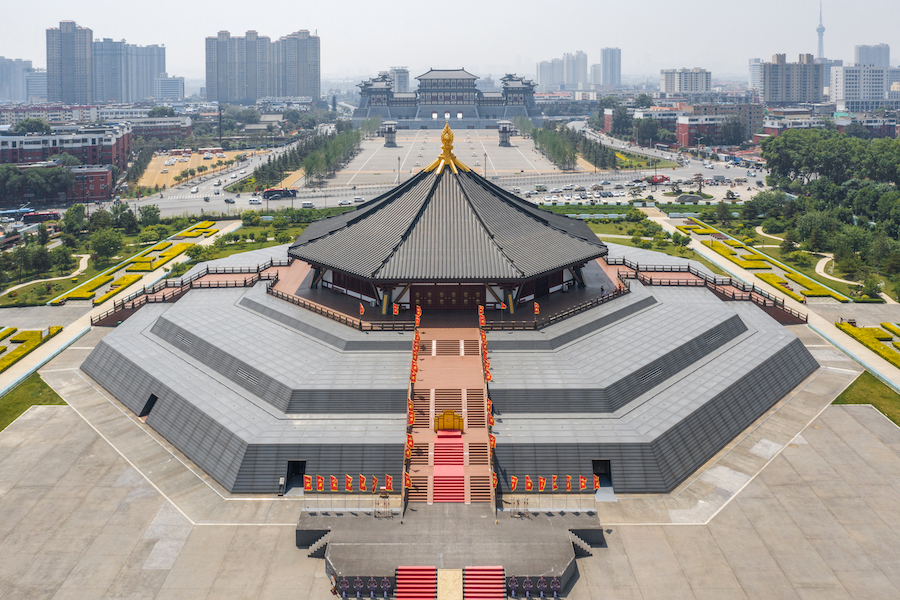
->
[424,122,470,174]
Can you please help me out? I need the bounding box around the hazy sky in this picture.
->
[3,0,897,84]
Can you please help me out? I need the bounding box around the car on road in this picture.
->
[214,190,220,195]
[301,201,315,209]
[353,196,364,203]
[161,169,168,173]
[339,199,351,206]
[203,196,210,202]
[600,181,611,185]
[249,198,261,205]
[240,170,246,174]
[224,198,235,204]
[190,187,199,193]
[230,173,238,179]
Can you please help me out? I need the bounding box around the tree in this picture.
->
[720,115,747,146]
[139,204,161,226]
[807,228,827,252]
[780,230,798,254]
[332,95,337,112]
[241,211,261,226]
[47,153,81,166]
[37,224,50,246]
[610,106,633,136]
[272,216,288,230]
[119,210,139,234]
[283,109,301,125]
[12,118,51,134]
[147,106,176,118]
[90,228,123,264]
[62,204,86,235]
[715,200,732,226]
[842,122,871,140]
[51,247,72,273]
[31,246,52,273]
[634,93,653,108]
[89,209,114,232]
[275,232,292,244]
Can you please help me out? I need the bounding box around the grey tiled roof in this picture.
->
[289,169,607,282]
[416,69,478,80]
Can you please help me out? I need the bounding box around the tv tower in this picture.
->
[816,1,826,60]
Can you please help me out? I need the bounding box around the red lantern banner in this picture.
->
[510,476,518,492]
[331,475,338,492]
[525,476,533,491]
[386,474,394,491]
[304,475,312,491]
[346,474,353,492]
[316,475,324,492]
[538,476,547,492]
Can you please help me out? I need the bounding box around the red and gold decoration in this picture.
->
[359,474,367,492]
[534,302,540,315]
[566,475,572,492]
[489,434,496,450]
[510,476,518,492]
[331,475,338,492]
[345,474,353,492]
[304,475,313,491]
[316,475,324,492]
[404,472,412,489]
[492,471,498,488]
[372,475,378,492]
[525,475,533,491]
[594,474,600,491]
[386,474,394,492]
[392,303,399,315]
[579,475,587,491]
[552,475,558,491]
[359,302,365,316]
[538,476,546,492]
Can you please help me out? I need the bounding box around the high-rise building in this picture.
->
[0,57,32,102]
[93,39,166,103]
[749,58,761,90]
[46,20,93,104]
[563,53,575,86]
[390,67,409,93]
[574,51,588,86]
[154,74,184,100]
[536,61,554,89]
[207,29,319,103]
[816,1,826,60]
[660,68,712,94]
[759,54,824,104]
[25,69,47,103]
[855,44,891,67]
[273,30,320,100]
[551,58,564,87]
[831,63,900,111]
[601,48,621,87]
[590,64,603,86]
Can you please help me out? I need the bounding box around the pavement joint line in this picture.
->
[603,364,858,527]
[398,130,421,182]
[0,325,90,400]
[48,367,306,523]
[43,369,296,527]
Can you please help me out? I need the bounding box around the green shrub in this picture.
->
[0,326,63,373]
[702,240,770,269]
[757,273,807,303]
[784,272,849,302]
[92,274,143,305]
[837,322,900,369]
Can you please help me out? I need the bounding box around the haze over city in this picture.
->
[2,0,898,81]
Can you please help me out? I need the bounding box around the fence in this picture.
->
[607,258,808,322]
[265,283,416,332]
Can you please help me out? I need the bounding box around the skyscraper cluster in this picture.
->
[205,29,320,104]
[0,57,37,102]
[536,50,591,89]
[45,20,180,105]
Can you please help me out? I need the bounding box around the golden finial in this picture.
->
[424,122,470,174]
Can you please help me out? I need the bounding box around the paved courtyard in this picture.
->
[282,129,563,189]
[0,316,899,598]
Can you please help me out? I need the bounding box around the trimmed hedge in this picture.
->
[757,273,807,303]
[702,240,771,270]
[784,271,850,302]
[0,326,63,373]
[837,322,900,369]
[92,274,143,305]
[151,241,172,251]
[883,323,900,338]
[55,274,114,303]
[0,327,17,342]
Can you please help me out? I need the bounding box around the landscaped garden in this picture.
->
[834,370,900,427]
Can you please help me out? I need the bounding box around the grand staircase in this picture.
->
[463,566,506,600]
[395,566,437,600]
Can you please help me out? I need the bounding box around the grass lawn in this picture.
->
[834,371,900,426]
[0,261,107,307]
[0,373,66,432]
[597,235,728,276]
[751,246,864,298]
[588,222,639,235]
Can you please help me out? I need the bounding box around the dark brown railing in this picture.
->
[265,282,416,331]
[483,283,631,331]
[607,257,808,323]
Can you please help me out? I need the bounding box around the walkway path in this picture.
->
[0,222,242,395]
[0,254,91,298]
[755,225,783,241]
[650,214,900,392]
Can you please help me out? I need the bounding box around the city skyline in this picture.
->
[0,0,898,86]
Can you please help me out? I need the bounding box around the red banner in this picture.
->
[386,474,393,492]
[525,475,533,491]
[359,302,365,316]
[539,476,546,492]
[510,476,518,492]
[304,475,312,491]
[359,474,367,492]
[316,475,324,492]
[331,475,338,492]
[580,475,587,491]
[478,305,484,316]
[372,476,378,493]
[486,398,492,412]
[492,472,498,488]
[479,315,486,327]
[405,445,411,459]
[415,315,421,328]
[552,475,558,491]
[408,409,415,427]
[346,474,353,492]
[500,302,507,310]
[407,434,414,449]
[566,475,572,492]
[594,474,600,491]
[489,434,496,449]
[392,303,399,315]
[534,302,540,315]
[488,413,494,427]
[416,305,422,317]
[404,472,412,489]
[485,371,492,382]
[410,372,416,383]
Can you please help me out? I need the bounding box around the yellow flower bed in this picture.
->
[882,323,900,338]
[92,274,143,305]
[55,274,114,303]
[0,326,63,373]
[784,272,849,302]
[702,240,771,270]
[756,273,806,303]
[836,322,900,369]
[724,239,743,247]
[0,326,17,341]
[152,241,172,251]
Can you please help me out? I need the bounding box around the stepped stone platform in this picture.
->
[297,503,603,590]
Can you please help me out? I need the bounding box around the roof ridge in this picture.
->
[370,170,442,278]
[450,171,525,278]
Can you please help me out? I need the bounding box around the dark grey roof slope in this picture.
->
[416,69,478,80]
[289,169,607,282]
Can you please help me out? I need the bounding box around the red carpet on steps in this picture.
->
[395,566,437,600]
[464,566,506,600]
[432,476,465,502]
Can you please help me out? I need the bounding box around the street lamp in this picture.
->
[483,152,487,178]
